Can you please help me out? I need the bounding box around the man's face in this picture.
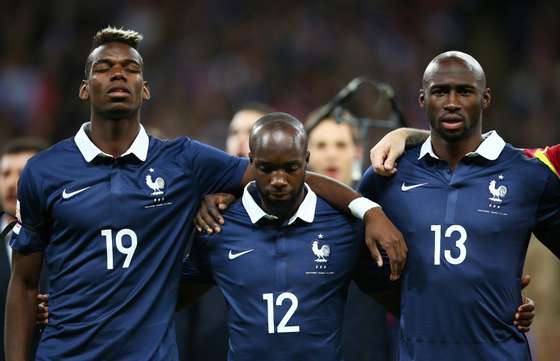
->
[250,131,308,217]
[0,152,35,215]
[419,59,490,142]
[226,110,264,156]
[308,119,360,186]
[79,42,150,119]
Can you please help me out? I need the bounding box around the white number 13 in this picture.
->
[431,224,467,265]
[101,228,138,270]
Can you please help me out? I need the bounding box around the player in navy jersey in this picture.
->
[5,27,406,361]
[181,113,394,361]
[359,51,560,361]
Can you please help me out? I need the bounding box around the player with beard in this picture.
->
[359,51,559,360]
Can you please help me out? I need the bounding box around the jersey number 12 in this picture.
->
[262,292,300,334]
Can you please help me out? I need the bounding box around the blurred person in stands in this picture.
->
[306,107,394,361]
[226,103,273,157]
[0,137,48,361]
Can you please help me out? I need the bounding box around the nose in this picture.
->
[270,171,288,189]
[444,91,460,112]
[110,65,126,81]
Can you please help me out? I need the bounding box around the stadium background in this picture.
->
[1,0,559,359]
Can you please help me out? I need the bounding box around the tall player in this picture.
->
[5,27,406,361]
[360,51,560,360]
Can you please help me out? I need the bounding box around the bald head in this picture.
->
[423,51,486,89]
[249,112,308,156]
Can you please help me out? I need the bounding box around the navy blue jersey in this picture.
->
[11,124,248,361]
[359,132,560,361]
[183,183,389,361]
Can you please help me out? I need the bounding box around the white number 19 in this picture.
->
[101,228,138,270]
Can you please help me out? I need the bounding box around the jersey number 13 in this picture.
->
[431,224,467,265]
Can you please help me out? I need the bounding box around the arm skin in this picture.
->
[200,165,408,281]
[176,281,214,310]
[5,251,43,361]
[370,128,430,176]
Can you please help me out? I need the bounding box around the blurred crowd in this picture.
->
[1,0,559,148]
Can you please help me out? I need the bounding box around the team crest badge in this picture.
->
[477,174,509,216]
[146,168,165,195]
[305,234,334,275]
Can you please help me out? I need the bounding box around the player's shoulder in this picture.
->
[24,137,76,174]
[503,144,552,177]
[314,196,356,226]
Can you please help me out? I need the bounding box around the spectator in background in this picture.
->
[226,103,273,157]
[0,137,48,361]
[305,107,394,361]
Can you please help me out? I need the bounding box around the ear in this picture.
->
[305,150,310,163]
[248,152,254,164]
[142,81,151,101]
[482,87,491,109]
[354,144,363,161]
[78,80,89,101]
[418,88,425,108]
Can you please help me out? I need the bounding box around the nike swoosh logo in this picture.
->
[228,249,255,260]
[62,187,91,199]
[401,182,428,192]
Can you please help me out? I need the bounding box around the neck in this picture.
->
[89,118,140,158]
[430,132,483,170]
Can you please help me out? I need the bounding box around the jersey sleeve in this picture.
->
[352,242,393,294]
[533,170,560,258]
[524,145,560,177]
[10,164,49,253]
[187,140,249,196]
[182,233,214,284]
[357,166,382,201]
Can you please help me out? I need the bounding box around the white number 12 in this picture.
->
[262,292,300,334]
[101,228,138,270]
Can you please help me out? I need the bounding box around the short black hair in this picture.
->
[1,137,49,159]
[84,26,144,79]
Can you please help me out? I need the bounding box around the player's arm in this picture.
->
[370,128,429,176]
[6,250,43,361]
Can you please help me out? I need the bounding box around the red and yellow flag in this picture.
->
[524,145,560,177]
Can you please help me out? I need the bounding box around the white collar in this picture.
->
[418,130,506,161]
[241,182,317,225]
[74,122,149,163]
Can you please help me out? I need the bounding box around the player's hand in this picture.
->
[36,293,49,327]
[370,130,406,176]
[194,193,236,234]
[363,207,407,281]
[514,274,535,333]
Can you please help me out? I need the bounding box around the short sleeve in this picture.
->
[182,233,214,284]
[188,140,249,196]
[533,171,560,258]
[358,166,381,201]
[10,164,49,254]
